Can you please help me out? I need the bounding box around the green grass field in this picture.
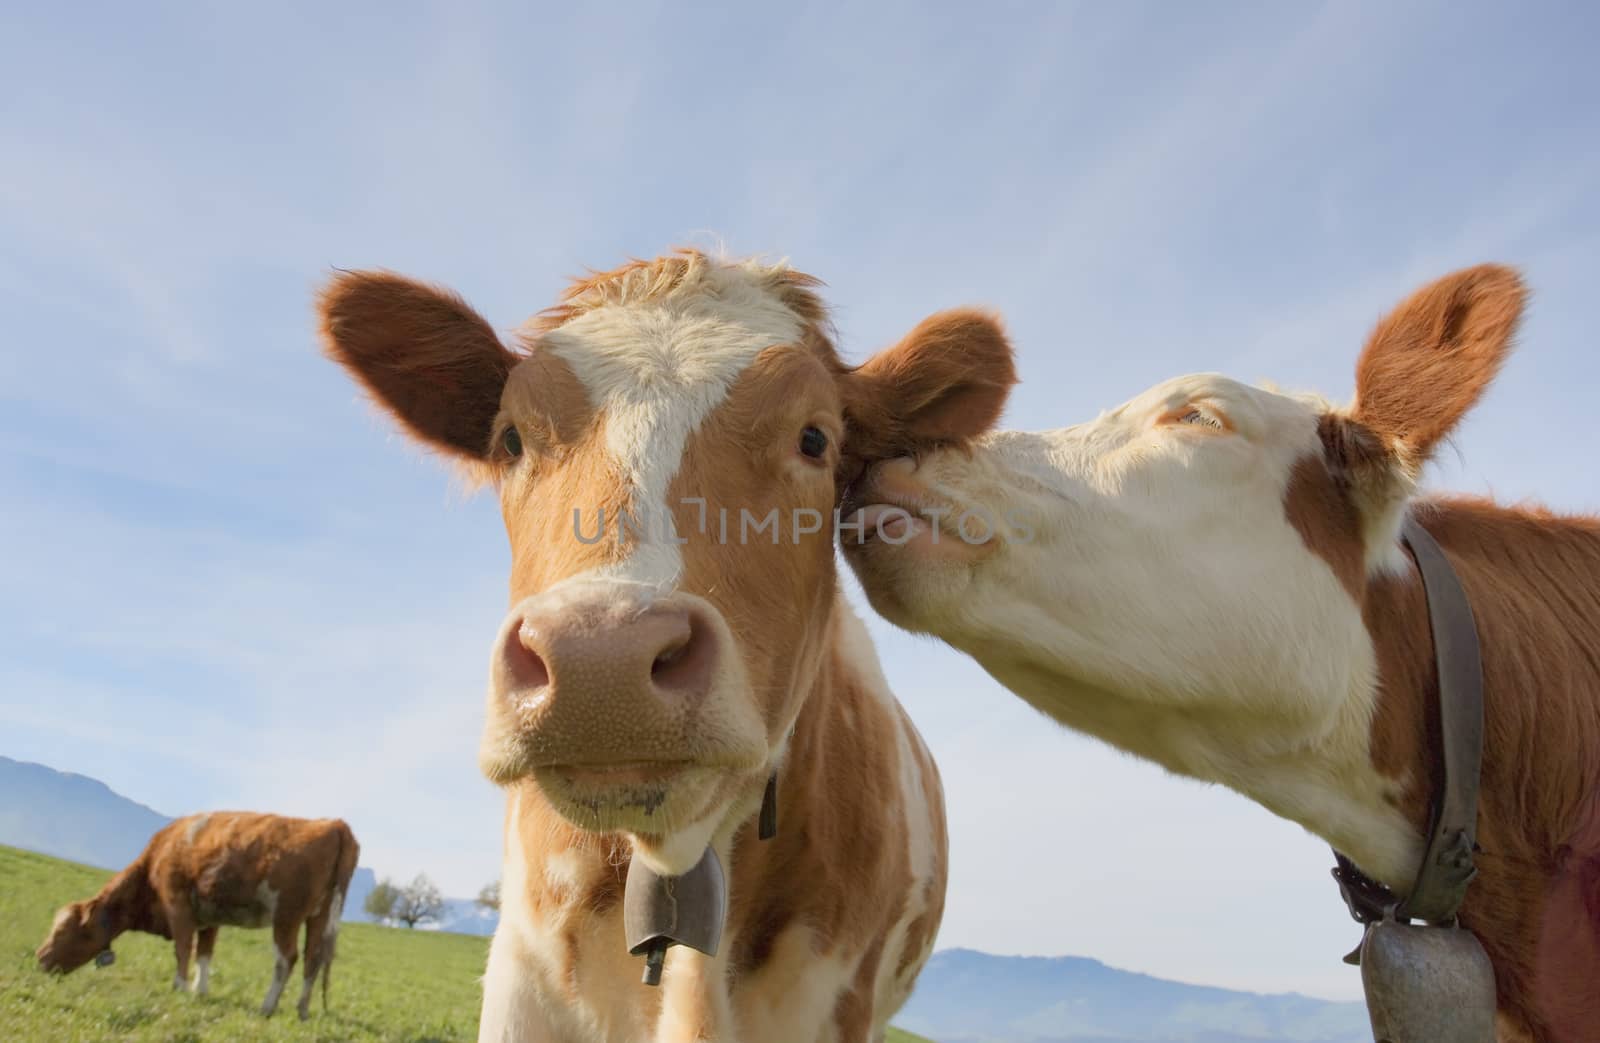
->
[1,845,934,1042]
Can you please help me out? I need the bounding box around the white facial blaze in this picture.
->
[538,263,805,589]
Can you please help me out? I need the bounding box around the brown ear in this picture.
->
[843,308,1017,460]
[1350,264,1525,472]
[318,270,519,459]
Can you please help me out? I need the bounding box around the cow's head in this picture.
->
[36,900,115,974]
[319,252,1013,873]
[844,265,1523,772]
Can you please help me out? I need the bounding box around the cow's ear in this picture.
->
[1319,265,1525,564]
[318,271,519,460]
[842,309,1017,461]
[1350,264,1525,476]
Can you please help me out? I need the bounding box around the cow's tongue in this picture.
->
[624,846,727,987]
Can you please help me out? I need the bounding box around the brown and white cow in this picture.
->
[318,251,1013,1042]
[842,264,1600,1042]
[36,811,360,1020]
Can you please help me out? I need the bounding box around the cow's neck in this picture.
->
[1149,501,1599,897]
[1360,501,1600,880]
[1353,500,1600,1042]
[968,637,1426,891]
[1240,497,1600,898]
[503,584,851,1034]
[96,860,161,939]
[1208,506,1471,893]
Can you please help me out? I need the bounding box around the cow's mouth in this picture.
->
[843,494,995,558]
[36,949,99,975]
[846,502,931,544]
[548,760,693,788]
[842,459,978,552]
[532,760,723,838]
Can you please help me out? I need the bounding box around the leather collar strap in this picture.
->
[1332,516,1484,930]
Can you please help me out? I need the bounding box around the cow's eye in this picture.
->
[1178,409,1223,429]
[501,426,524,458]
[799,426,829,459]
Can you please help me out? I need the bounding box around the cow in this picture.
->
[36,811,360,1021]
[317,250,1014,1042]
[841,264,1600,1043]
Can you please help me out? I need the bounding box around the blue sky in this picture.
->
[3,0,1596,1000]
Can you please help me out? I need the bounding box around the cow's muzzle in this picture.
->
[479,583,764,830]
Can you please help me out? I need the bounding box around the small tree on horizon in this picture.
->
[364,879,401,924]
[477,880,501,912]
[393,873,444,929]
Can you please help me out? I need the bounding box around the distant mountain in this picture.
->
[345,865,379,921]
[0,756,171,870]
[896,949,1369,1043]
[0,756,493,932]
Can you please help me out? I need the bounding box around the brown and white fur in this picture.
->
[318,251,1016,1042]
[36,811,359,1020]
[844,265,1600,1042]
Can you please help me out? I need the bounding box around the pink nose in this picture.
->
[486,594,725,777]
[504,600,718,701]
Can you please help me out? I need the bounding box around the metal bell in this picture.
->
[1358,917,1497,1042]
[623,847,728,987]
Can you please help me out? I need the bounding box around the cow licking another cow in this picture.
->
[317,252,1013,1042]
[37,256,1588,1041]
[843,265,1600,1043]
[36,811,359,1021]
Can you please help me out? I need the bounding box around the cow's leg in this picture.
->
[296,911,329,1021]
[168,905,195,993]
[193,927,219,995]
[260,921,298,1017]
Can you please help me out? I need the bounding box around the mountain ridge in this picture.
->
[895,947,1368,1043]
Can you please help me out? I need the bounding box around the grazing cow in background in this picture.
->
[843,264,1600,1042]
[37,811,359,1020]
[318,250,1013,1042]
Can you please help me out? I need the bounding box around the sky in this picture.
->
[2,0,1597,1002]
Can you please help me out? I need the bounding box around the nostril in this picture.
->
[506,620,551,689]
[651,637,689,676]
[650,610,714,692]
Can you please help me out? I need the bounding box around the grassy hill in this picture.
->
[0,844,933,1041]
